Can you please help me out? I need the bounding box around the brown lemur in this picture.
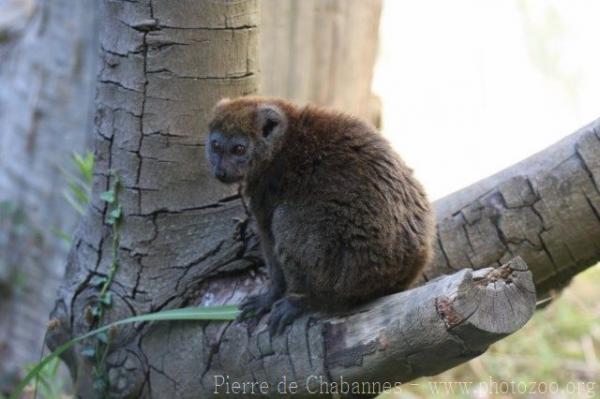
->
[206,97,434,335]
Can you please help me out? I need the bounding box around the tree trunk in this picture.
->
[45,0,600,397]
[259,0,382,125]
[47,1,259,397]
[0,0,97,379]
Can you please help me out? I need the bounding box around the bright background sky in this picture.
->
[373,0,600,201]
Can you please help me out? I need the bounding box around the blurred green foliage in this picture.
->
[62,151,95,217]
[23,358,66,399]
[0,201,31,295]
[517,0,581,102]
[54,151,95,244]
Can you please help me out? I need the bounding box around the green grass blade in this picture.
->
[9,305,240,399]
[63,190,86,216]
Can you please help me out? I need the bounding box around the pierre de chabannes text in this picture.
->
[214,375,401,395]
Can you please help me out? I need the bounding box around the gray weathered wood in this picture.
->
[187,257,535,397]
[324,257,535,393]
[47,1,260,397]
[422,118,600,299]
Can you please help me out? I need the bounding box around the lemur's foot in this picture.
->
[238,292,277,321]
[268,296,305,336]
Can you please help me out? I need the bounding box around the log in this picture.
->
[423,118,600,299]
[195,257,535,397]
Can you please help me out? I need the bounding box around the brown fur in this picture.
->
[207,97,435,331]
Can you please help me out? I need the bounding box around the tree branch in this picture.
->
[423,117,600,299]
[194,257,534,397]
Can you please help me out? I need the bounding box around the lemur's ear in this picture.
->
[213,98,231,113]
[256,104,287,139]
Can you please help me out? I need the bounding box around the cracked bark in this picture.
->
[44,1,600,398]
[421,117,600,300]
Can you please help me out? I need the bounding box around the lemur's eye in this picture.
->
[231,144,246,156]
[211,140,222,152]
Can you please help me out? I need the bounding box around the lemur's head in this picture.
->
[206,97,289,184]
